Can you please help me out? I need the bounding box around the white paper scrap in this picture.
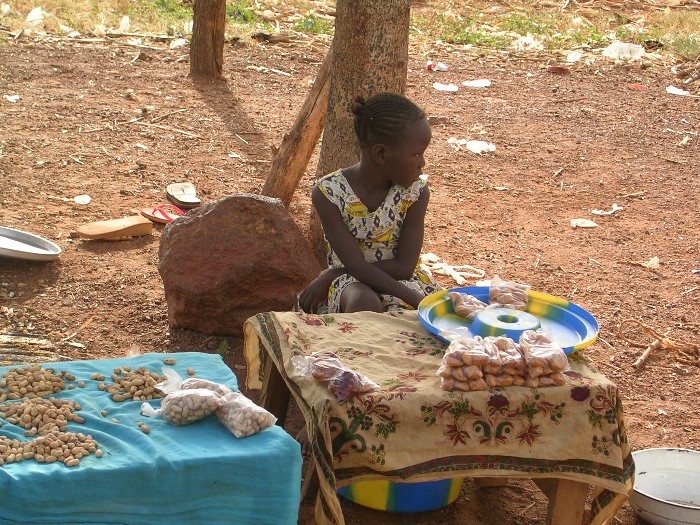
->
[462,79,492,88]
[591,203,623,216]
[466,140,496,154]
[433,82,459,92]
[570,218,599,228]
[666,85,690,96]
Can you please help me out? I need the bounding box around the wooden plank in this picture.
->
[0,333,65,366]
[259,354,291,427]
[475,477,509,487]
[545,479,589,525]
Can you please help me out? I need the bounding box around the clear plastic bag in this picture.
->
[441,334,494,367]
[291,351,348,381]
[181,376,234,397]
[488,274,530,311]
[217,391,277,438]
[519,330,569,375]
[483,336,526,375]
[448,291,487,322]
[142,388,222,426]
[328,370,379,404]
[292,352,378,404]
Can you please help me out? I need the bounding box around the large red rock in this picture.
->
[158,194,320,335]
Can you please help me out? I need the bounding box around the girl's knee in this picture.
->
[341,284,382,313]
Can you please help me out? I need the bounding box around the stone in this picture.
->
[158,194,321,336]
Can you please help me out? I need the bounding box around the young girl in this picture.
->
[298,92,441,314]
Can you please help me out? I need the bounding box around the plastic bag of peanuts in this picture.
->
[488,274,530,311]
[216,391,277,438]
[141,387,222,426]
[436,333,492,392]
[447,291,487,322]
[519,330,570,388]
[145,368,277,437]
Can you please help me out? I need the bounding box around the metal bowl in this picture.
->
[0,226,61,261]
[630,448,700,525]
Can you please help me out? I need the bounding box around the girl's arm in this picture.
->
[314,185,427,307]
[372,185,430,281]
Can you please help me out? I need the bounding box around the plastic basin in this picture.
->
[337,478,463,512]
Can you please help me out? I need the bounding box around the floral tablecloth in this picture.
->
[244,310,634,525]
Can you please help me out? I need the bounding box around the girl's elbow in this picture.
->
[396,266,416,281]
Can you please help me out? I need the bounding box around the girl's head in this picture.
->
[351,92,426,148]
[351,92,432,188]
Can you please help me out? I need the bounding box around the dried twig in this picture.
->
[151,108,187,123]
[130,121,200,138]
[61,317,95,343]
[618,319,699,369]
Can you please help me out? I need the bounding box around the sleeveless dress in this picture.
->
[315,169,441,314]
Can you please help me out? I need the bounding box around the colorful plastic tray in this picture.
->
[0,226,61,261]
[418,286,599,354]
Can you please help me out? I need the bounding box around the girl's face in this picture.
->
[383,118,432,188]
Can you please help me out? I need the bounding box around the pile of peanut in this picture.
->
[96,366,165,402]
[0,363,103,468]
[0,397,83,436]
[0,365,69,401]
[0,431,101,467]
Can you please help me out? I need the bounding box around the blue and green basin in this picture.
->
[418,286,599,354]
[337,478,464,512]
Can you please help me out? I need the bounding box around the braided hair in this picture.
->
[351,92,426,148]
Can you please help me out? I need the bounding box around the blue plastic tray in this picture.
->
[418,286,599,354]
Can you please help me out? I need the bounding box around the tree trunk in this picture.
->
[189,0,226,79]
[309,0,411,263]
[261,44,333,207]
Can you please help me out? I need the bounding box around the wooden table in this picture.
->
[244,311,634,525]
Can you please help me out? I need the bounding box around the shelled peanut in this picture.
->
[0,364,68,401]
[0,397,83,436]
[103,367,165,402]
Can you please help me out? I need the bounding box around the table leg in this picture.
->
[534,478,589,525]
[475,477,509,487]
[260,354,291,427]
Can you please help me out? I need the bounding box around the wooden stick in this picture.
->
[130,121,200,138]
[151,108,187,123]
[261,43,333,207]
[61,317,95,343]
[633,339,662,369]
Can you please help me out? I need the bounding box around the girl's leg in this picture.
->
[340,282,382,313]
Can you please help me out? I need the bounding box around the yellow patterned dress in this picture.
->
[316,169,441,313]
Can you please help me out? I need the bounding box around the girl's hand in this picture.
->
[298,268,344,313]
[404,288,428,310]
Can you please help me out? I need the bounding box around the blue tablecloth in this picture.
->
[0,352,301,525]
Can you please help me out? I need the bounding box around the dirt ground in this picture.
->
[1,9,699,525]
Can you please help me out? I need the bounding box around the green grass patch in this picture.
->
[1,0,698,59]
[413,13,509,47]
[227,1,256,25]
[293,12,333,35]
[650,10,700,58]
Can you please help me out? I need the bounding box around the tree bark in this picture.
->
[261,45,333,207]
[189,0,226,79]
[309,0,411,262]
